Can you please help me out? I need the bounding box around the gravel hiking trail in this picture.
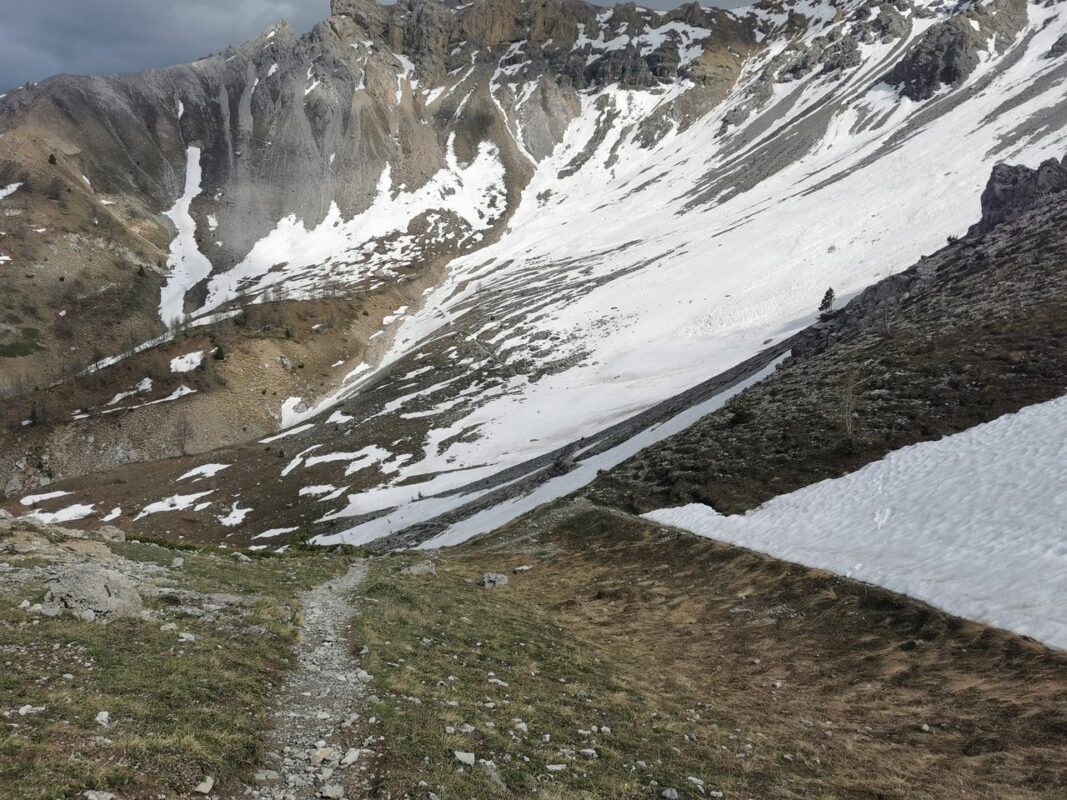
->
[243,560,379,800]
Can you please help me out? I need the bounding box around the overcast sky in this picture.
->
[0,0,743,91]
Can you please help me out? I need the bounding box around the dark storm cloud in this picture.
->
[0,0,748,91]
[0,1,329,90]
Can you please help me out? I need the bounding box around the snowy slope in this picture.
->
[11,0,1067,553]
[646,395,1067,651]
[293,0,1067,545]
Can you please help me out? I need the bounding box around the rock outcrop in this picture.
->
[886,0,1027,100]
[42,563,144,622]
[968,156,1067,236]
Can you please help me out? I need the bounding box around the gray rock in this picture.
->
[480,573,509,589]
[1047,33,1067,59]
[194,776,214,794]
[43,564,143,621]
[661,790,679,800]
[885,0,1026,100]
[96,525,126,542]
[454,750,476,765]
[319,785,344,799]
[968,156,1067,236]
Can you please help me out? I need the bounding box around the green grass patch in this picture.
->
[0,545,351,800]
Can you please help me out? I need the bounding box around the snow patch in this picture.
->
[646,396,1067,651]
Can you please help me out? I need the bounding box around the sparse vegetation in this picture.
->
[351,504,1067,799]
[818,286,836,320]
[0,537,352,800]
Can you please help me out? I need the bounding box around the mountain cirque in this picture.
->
[1,0,1066,552]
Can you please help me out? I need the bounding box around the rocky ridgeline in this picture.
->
[332,0,751,89]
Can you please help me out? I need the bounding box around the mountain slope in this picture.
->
[2,0,1066,551]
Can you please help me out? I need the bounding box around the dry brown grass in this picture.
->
[391,501,1067,799]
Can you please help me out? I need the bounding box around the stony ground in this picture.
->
[247,561,376,800]
[0,511,356,800]
[3,501,1067,799]
[350,501,1067,799]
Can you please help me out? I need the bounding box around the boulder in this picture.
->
[480,572,509,588]
[42,564,143,621]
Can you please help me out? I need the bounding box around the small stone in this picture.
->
[480,573,509,588]
[661,790,679,800]
[312,747,338,765]
[171,557,185,569]
[83,792,115,800]
[454,751,475,766]
[340,748,359,766]
[254,769,280,783]
[319,785,344,799]
[18,704,45,716]
[95,711,110,727]
[194,776,214,794]
[546,764,566,772]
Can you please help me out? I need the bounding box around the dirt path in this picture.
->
[244,560,377,800]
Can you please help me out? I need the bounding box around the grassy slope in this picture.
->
[0,535,352,800]
[353,503,1067,799]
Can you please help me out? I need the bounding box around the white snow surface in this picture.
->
[316,356,785,548]
[19,490,72,507]
[170,350,205,373]
[159,146,212,325]
[192,135,505,320]
[646,396,1067,651]
[218,503,252,527]
[26,504,96,524]
[135,491,214,521]
[0,182,22,201]
[178,463,230,481]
